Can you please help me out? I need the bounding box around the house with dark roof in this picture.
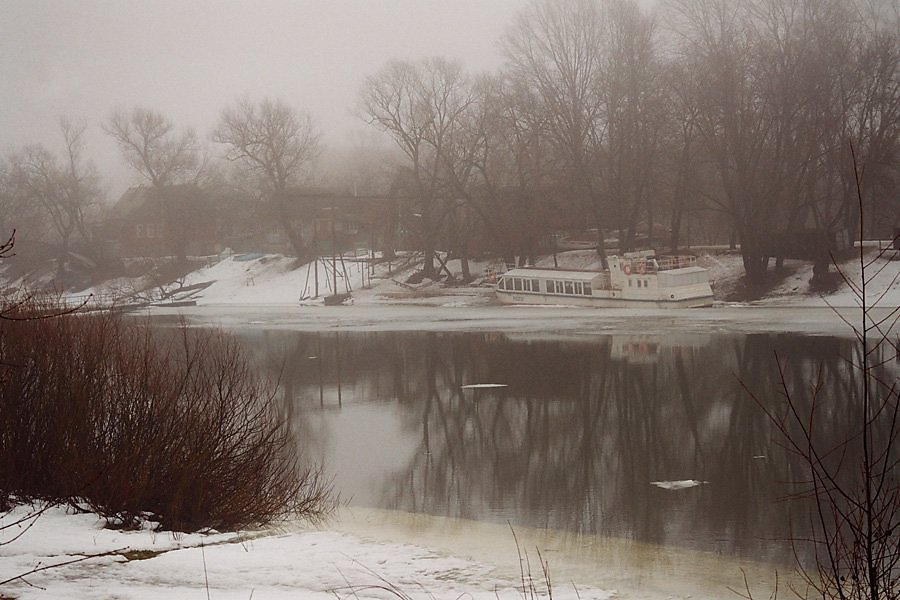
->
[100,184,220,259]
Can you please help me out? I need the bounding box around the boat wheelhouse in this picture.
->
[495,252,714,308]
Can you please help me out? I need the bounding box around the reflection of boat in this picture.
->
[610,336,659,364]
[495,252,714,308]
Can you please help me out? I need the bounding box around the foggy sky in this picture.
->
[1,0,533,195]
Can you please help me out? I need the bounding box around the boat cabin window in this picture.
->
[498,277,506,290]
[531,279,541,292]
[513,278,522,291]
[582,282,592,296]
[564,281,573,295]
[573,281,582,295]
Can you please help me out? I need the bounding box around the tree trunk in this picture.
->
[460,255,471,281]
[56,237,69,279]
[274,193,306,260]
[422,246,436,279]
[670,205,683,254]
[740,231,769,285]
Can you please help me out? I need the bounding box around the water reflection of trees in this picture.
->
[249,330,893,563]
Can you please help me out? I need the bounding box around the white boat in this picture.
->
[494,252,714,308]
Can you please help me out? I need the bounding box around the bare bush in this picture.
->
[745,154,899,599]
[0,298,333,531]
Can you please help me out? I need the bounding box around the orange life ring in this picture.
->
[623,263,632,275]
[637,262,646,275]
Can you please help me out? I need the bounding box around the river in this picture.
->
[161,304,898,598]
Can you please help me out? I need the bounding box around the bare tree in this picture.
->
[745,151,899,600]
[501,0,663,264]
[360,57,476,278]
[105,107,199,260]
[601,0,666,252]
[444,73,557,265]
[213,98,320,259]
[843,3,900,241]
[57,118,100,250]
[502,0,611,266]
[105,107,198,188]
[3,118,100,278]
[662,0,899,284]
[657,60,704,252]
[663,0,787,282]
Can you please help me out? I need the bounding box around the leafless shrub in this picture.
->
[745,149,899,599]
[0,298,333,531]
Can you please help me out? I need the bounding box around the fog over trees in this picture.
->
[105,107,202,260]
[1,0,897,287]
[213,98,321,260]
[1,118,101,276]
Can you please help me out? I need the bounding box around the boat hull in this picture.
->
[495,260,715,308]
[495,289,714,308]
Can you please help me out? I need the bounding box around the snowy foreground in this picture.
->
[1,503,787,600]
[4,248,894,599]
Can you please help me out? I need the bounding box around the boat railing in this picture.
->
[620,255,698,274]
[656,255,698,271]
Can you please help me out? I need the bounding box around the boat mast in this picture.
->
[331,205,338,295]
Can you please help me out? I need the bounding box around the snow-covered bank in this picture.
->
[0,503,508,600]
[73,246,900,313]
[1,504,786,600]
[71,245,890,339]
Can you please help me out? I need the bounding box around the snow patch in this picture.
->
[461,384,509,389]
[651,480,708,490]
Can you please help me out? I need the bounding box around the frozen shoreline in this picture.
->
[0,504,787,600]
[82,246,897,338]
[146,301,887,339]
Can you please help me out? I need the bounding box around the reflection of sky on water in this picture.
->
[232,329,895,567]
[314,405,421,504]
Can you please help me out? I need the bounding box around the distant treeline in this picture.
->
[1,0,897,286]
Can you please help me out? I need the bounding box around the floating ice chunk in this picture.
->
[650,480,707,490]
[460,384,508,389]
